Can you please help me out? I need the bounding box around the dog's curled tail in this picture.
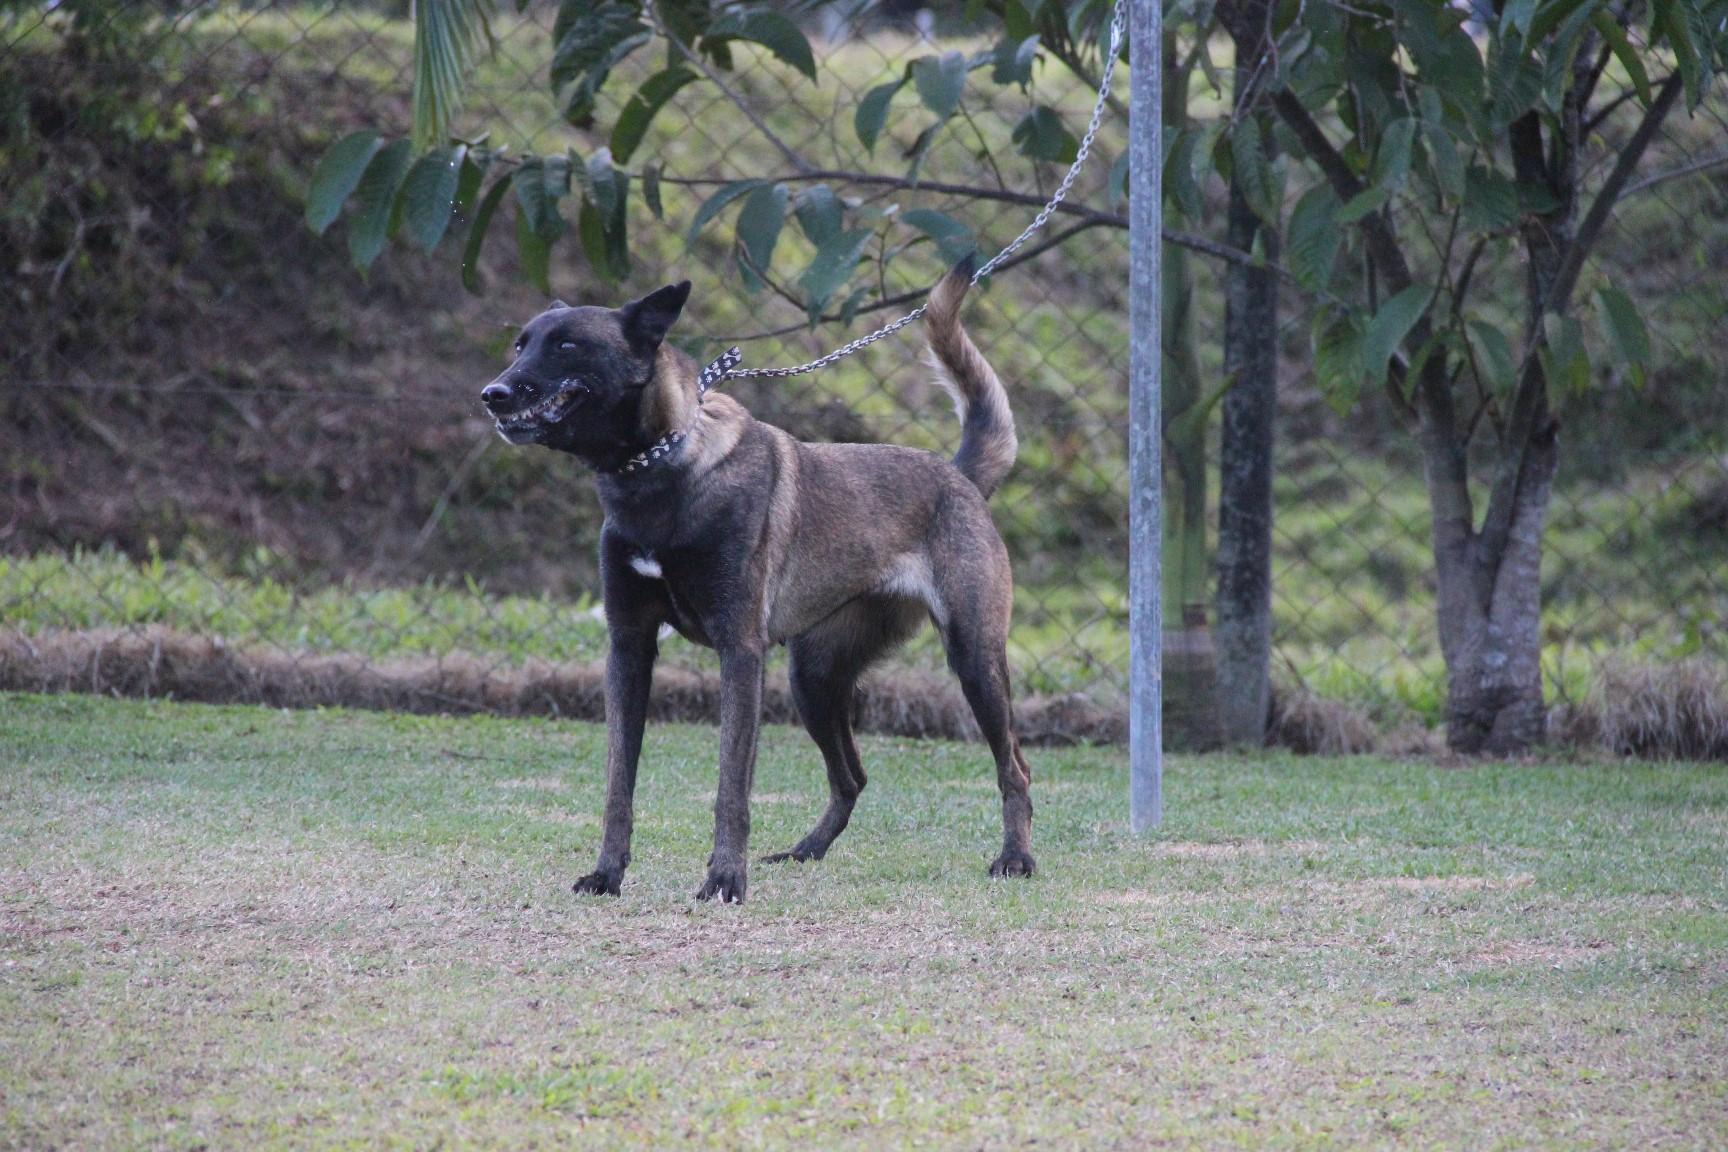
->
[924,255,1016,500]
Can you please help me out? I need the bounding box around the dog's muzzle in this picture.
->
[484,378,588,441]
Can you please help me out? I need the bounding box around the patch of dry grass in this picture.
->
[2,693,1725,1149]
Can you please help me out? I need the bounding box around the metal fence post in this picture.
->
[1128,0,1164,833]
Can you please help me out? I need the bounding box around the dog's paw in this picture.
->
[695,864,748,904]
[988,849,1037,878]
[572,868,623,897]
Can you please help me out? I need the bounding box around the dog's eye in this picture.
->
[558,340,578,353]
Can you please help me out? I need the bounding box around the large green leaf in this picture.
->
[687,179,769,243]
[1363,285,1431,386]
[992,34,1040,88]
[461,173,512,294]
[610,67,700,164]
[1287,184,1342,292]
[735,182,788,292]
[703,10,817,81]
[1466,318,1516,398]
[1371,117,1417,194]
[793,185,843,246]
[912,52,968,120]
[1313,307,1366,415]
[855,80,905,154]
[513,160,565,242]
[1589,11,1652,108]
[798,229,874,321]
[899,208,976,263]
[306,131,381,235]
[1229,118,1279,226]
[347,139,414,273]
[1463,164,1519,232]
[1540,313,1591,393]
[1012,105,1079,163]
[400,145,466,251]
[516,205,552,294]
[1596,286,1650,383]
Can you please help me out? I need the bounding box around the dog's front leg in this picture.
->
[697,643,765,903]
[573,623,657,896]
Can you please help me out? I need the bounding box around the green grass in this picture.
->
[3,693,1726,1148]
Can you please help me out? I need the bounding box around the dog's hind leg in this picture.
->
[936,563,1035,878]
[764,598,922,865]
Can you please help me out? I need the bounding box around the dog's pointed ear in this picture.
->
[548,298,569,310]
[618,281,691,354]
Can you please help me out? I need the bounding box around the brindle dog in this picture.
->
[480,258,1033,903]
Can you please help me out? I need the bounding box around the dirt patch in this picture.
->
[1375,874,1535,893]
[1467,940,1610,969]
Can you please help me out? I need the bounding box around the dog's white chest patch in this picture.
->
[629,554,664,580]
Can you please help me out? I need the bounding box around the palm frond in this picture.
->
[412,0,495,151]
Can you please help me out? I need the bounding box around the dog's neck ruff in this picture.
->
[603,346,741,477]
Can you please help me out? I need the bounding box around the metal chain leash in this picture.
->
[717,0,1128,384]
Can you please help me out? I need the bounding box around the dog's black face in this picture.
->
[481,281,691,456]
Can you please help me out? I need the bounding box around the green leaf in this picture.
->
[1421,118,1465,201]
[1463,164,1519,232]
[1501,0,1538,40]
[1371,117,1417,194]
[1589,11,1651,108]
[411,0,490,151]
[1596,285,1650,381]
[306,130,381,235]
[1012,105,1078,163]
[686,179,769,243]
[1108,150,1130,212]
[1287,184,1342,292]
[703,10,817,82]
[1653,0,1704,109]
[912,52,968,120]
[552,1,649,127]
[855,80,904,153]
[583,148,621,218]
[1527,0,1595,43]
[1229,118,1279,226]
[453,153,486,217]
[400,146,465,251]
[1487,48,1544,130]
[642,162,664,220]
[516,203,552,294]
[1363,285,1431,386]
[899,208,976,263]
[513,160,565,241]
[579,168,630,283]
[347,138,414,273]
[735,182,788,292]
[1540,313,1591,393]
[1466,319,1516,398]
[461,174,512,294]
[793,185,843,246]
[610,66,700,164]
[992,34,1040,87]
[1313,307,1366,415]
[1336,183,1392,224]
[798,229,874,321]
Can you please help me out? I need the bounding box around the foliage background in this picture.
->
[1,0,1725,738]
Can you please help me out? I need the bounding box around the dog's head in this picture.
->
[481,281,693,461]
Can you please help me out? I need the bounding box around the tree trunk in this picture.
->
[1432,421,1558,753]
[1214,5,1278,746]
[1215,159,1278,745]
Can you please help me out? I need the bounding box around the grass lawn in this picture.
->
[2,694,1725,1148]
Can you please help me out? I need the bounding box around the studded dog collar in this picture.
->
[604,346,741,476]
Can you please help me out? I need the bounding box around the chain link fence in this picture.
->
[3,1,1725,746]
